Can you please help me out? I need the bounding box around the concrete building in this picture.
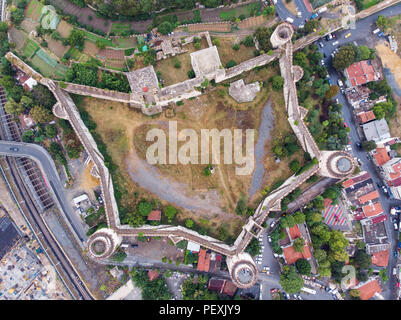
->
[380,157,401,199]
[362,119,391,143]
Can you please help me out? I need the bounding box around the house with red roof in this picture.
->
[147,210,161,221]
[362,202,383,218]
[197,248,211,272]
[372,147,390,166]
[371,249,389,267]
[207,278,238,297]
[344,60,379,88]
[380,157,401,199]
[355,279,382,300]
[356,110,376,124]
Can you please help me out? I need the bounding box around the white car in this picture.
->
[332,40,339,46]
[267,236,272,243]
[286,17,294,23]
[270,221,276,228]
[394,223,398,230]
[273,253,279,258]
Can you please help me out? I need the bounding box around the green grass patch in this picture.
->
[110,22,131,35]
[23,39,40,58]
[84,31,115,47]
[116,37,136,49]
[36,48,58,68]
[124,48,135,56]
[220,2,261,20]
[26,0,44,19]
[31,54,54,77]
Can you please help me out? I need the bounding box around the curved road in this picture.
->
[0,140,87,242]
[275,0,312,27]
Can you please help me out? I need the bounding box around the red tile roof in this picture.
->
[288,225,301,240]
[358,279,382,300]
[374,147,390,166]
[358,111,376,124]
[222,281,237,296]
[343,172,371,188]
[358,190,379,205]
[371,214,387,224]
[362,202,383,218]
[283,243,312,265]
[371,249,389,267]
[197,249,211,272]
[147,210,161,221]
[208,278,225,291]
[147,269,160,281]
[346,60,376,87]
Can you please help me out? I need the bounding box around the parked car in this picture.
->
[378,31,384,37]
[345,32,351,38]
[382,185,388,194]
[286,17,294,23]
[131,244,138,248]
[267,236,272,243]
[270,221,276,228]
[394,223,398,231]
[356,141,362,148]
[320,59,325,65]
[9,147,19,152]
[394,249,398,258]
[332,40,339,46]
[343,122,348,128]
[338,79,344,87]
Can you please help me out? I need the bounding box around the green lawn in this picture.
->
[67,46,82,60]
[115,37,136,49]
[36,48,58,68]
[84,31,115,47]
[220,2,261,20]
[110,22,131,35]
[54,64,69,80]
[23,39,40,58]
[31,55,54,77]
[26,0,44,20]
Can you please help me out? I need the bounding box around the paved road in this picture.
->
[315,4,401,299]
[0,140,88,243]
[275,0,313,27]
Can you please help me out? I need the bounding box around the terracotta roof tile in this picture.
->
[147,210,161,221]
[374,147,390,166]
[371,250,389,267]
[283,243,311,265]
[288,225,301,240]
[358,279,382,300]
[358,190,380,205]
[362,202,383,218]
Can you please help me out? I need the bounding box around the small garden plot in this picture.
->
[36,48,58,68]
[114,37,137,49]
[110,22,131,35]
[219,2,261,20]
[83,40,101,57]
[54,63,69,80]
[216,37,256,67]
[45,36,68,58]
[31,54,55,77]
[56,20,73,38]
[84,31,115,47]
[25,0,44,21]
[23,39,40,58]
[21,19,39,33]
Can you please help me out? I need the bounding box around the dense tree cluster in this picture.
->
[181,274,218,300]
[130,268,172,300]
[253,26,273,53]
[279,266,304,294]
[332,45,375,72]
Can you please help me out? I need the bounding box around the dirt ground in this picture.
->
[9,27,27,51]
[155,39,208,86]
[44,35,69,58]
[215,37,256,66]
[375,44,401,89]
[79,162,100,191]
[125,237,184,262]
[56,20,73,39]
[21,18,39,34]
[83,40,100,57]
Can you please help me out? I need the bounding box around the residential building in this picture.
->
[356,110,376,124]
[344,60,379,88]
[355,279,383,300]
[362,119,391,143]
[207,278,238,297]
[372,147,390,166]
[147,210,161,222]
[197,248,211,272]
[380,157,401,199]
[360,218,390,255]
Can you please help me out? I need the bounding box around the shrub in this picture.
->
[232,43,240,51]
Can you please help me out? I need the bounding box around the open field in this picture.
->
[155,39,208,86]
[56,20,73,38]
[110,22,131,35]
[31,54,54,77]
[45,36,69,58]
[376,44,401,89]
[9,27,28,51]
[219,2,261,20]
[23,39,40,58]
[215,37,256,67]
[84,31,115,47]
[114,37,137,49]
[25,0,44,21]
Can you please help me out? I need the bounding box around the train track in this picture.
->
[2,155,93,300]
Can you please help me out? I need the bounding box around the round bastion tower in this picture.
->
[86,228,122,261]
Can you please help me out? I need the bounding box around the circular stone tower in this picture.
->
[319,150,356,179]
[270,23,294,48]
[227,252,258,289]
[86,228,122,261]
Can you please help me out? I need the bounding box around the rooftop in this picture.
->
[362,119,391,143]
[362,202,383,218]
[357,110,376,124]
[197,249,211,272]
[228,79,260,103]
[357,279,382,300]
[345,60,376,87]
[282,243,312,265]
[371,249,389,267]
[373,147,390,166]
[126,66,159,94]
[190,46,223,78]
[147,210,161,221]
[147,269,160,281]
[358,190,380,205]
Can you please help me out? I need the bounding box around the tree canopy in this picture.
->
[279,266,304,294]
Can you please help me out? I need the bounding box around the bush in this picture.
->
[225,60,237,68]
[232,43,240,51]
[243,35,254,47]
